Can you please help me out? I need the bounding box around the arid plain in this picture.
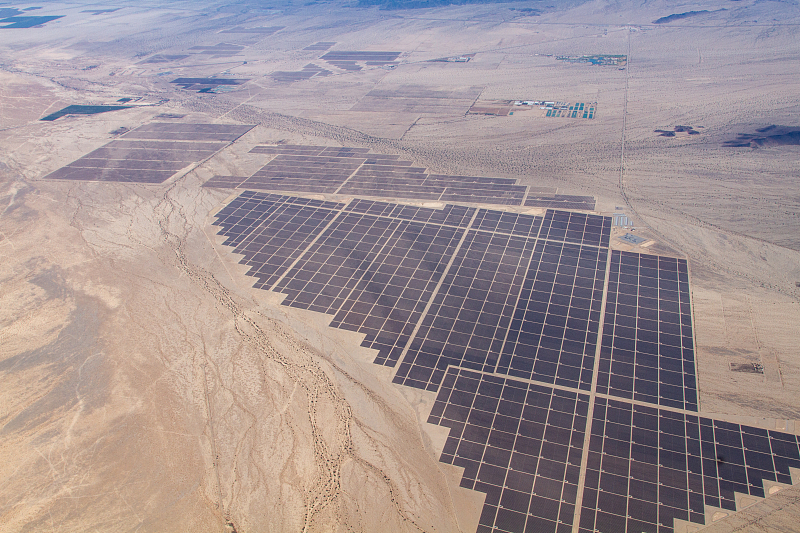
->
[1,0,800,532]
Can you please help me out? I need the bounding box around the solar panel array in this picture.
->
[393,228,539,390]
[526,194,597,211]
[270,63,332,82]
[211,191,800,533]
[220,25,284,34]
[579,398,800,533]
[320,50,401,70]
[202,144,596,210]
[495,241,607,391]
[171,77,249,92]
[429,368,589,533]
[304,41,336,51]
[597,251,697,411]
[45,123,253,183]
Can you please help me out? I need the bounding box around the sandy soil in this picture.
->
[1,0,799,531]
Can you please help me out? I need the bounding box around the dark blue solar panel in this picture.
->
[429,368,589,533]
[497,241,607,390]
[539,210,611,247]
[580,398,800,533]
[393,230,536,390]
[597,250,697,411]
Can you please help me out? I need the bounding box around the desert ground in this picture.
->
[1,0,799,532]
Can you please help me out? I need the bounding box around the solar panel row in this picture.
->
[393,230,539,390]
[497,241,607,391]
[203,144,596,209]
[597,251,697,411]
[429,367,589,533]
[46,123,253,183]
[344,198,475,228]
[339,165,528,205]
[304,41,336,50]
[526,195,597,211]
[320,51,401,62]
[539,210,611,248]
[579,397,800,533]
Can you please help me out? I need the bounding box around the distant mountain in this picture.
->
[653,10,716,24]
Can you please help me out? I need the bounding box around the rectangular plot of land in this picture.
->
[304,41,336,50]
[428,368,589,533]
[191,45,244,52]
[140,54,189,64]
[270,70,319,81]
[353,85,482,114]
[339,187,445,200]
[525,194,596,211]
[351,98,475,114]
[239,153,366,193]
[119,123,253,142]
[66,159,188,171]
[221,26,284,34]
[249,145,328,155]
[618,233,647,245]
[497,240,608,391]
[539,210,611,248]
[45,167,177,183]
[596,250,698,411]
[81,148,215,163]
[126,122,253,135]
[365,86,483,100]
[119,131,246,142]
[105,140,228,152]
[203,175,249,188]
[44,122,253,183]
[393,230,538,390]
[321,51,401,62]
[440,187,525,205]
[426,175,519,186]
[171,78,247,86]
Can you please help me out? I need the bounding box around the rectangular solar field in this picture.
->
[44,123,254,183]
[596,250,698,411]
[202,144,596,209]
